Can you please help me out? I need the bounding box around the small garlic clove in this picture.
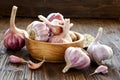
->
[9,55,27,63]
[90,65,108,75]
[27,59,45,69]
[69,31,78,42]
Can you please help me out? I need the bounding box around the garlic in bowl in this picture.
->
[24,13,85,62]
[25,31,85,62]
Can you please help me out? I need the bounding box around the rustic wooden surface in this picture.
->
[1,0,120,18]
[0,18,120,80]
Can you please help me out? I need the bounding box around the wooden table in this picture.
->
[0,18,120,80]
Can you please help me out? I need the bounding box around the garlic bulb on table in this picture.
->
[26,21,49,42]
[87,27,113,64]
[62,47,91,73]
[48,19,72,43]
[3,6,25,51]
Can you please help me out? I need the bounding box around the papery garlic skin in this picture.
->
[3,6,25,51]
[27,21,49,42]
[62,47,90,73]
[49,19,72,43]
[87,27,113,64]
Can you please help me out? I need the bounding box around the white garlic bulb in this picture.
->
[87,27,113,64]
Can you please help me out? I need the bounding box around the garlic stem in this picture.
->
[62,65,71,73]
[94,27,103,43]
[38,15,63,27]
[10,6,18,33]
[60,19,71,38]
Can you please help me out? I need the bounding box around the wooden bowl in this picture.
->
[25,31,85,62]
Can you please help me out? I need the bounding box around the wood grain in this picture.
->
[0,17,120,80]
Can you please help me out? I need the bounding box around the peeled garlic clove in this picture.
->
[3,6,25,51]
[26,21,50,42]
[87,27,113,64]
[9,55,27,63]
[27,60,45,69]
[62,47,91,73]
[90,65,108,75]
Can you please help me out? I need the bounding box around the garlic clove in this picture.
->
[9,55,27,63]
[90,65,108,75]
[69,31,78,42]
[27,59,45,69]
[48,19,72,43]
[62,47,91,73]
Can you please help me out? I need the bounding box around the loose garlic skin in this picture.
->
[62,47,90,73]
[26,21,49,42]
[87,27,113,64]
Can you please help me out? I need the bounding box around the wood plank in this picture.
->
[0,18,120,80]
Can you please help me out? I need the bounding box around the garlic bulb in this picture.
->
[26,21,49,42]
[47,13,64,22]
[62,47,90,73]
[87,27,113,64]
[48,19,72,43]
[3,6,25,51]
[90,65,108,75]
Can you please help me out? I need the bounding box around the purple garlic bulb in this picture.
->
[27,21,49,42]
[62,47,91,73]
[3,6,25,51]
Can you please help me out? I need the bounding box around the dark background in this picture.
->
[0,0,120,18]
